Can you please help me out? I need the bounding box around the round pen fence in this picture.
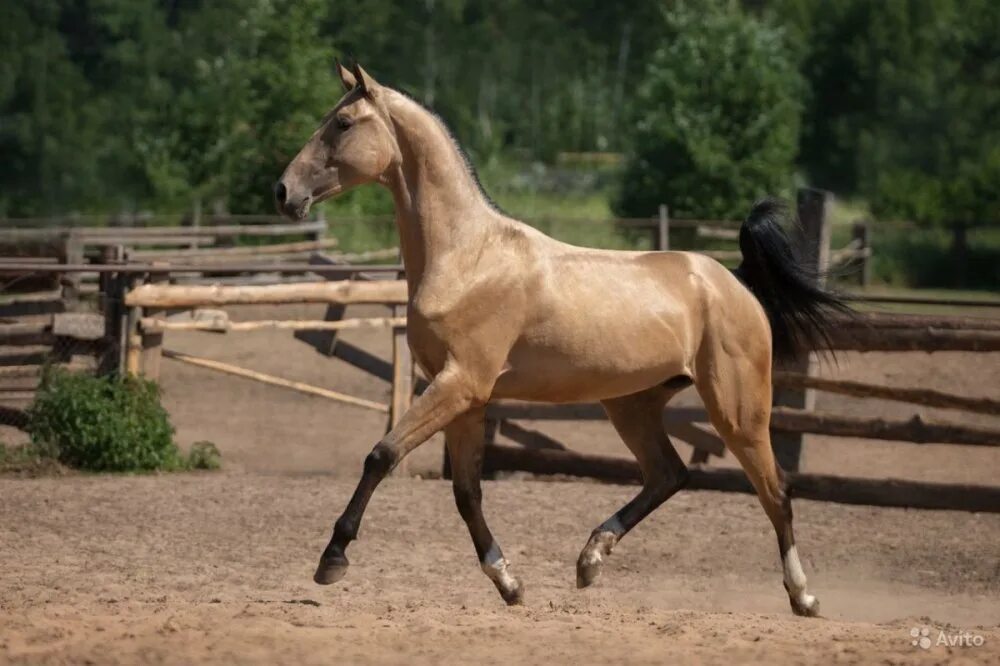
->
[2,194,997,513]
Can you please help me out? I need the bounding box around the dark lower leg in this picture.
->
[578,390,688,588]
[447,412,523,605]
[314,372,474,585]
[576,468,688,588]
[314,442,395,584]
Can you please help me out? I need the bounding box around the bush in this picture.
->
[614,1,803,219]
[187,440,222,471]
[28,369,181,472]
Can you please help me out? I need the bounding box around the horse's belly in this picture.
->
[491,364,680,402]
[491,321,691,402]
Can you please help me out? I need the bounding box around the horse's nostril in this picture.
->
[274,181,287,205]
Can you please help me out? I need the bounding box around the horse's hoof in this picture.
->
[790,594,820,618]
[500,580,524,606]
[576,546,604,588]
[576,560,602,589]
[314,554,349,585]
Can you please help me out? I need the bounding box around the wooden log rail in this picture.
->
[162,349,388,413]
[615,217,742,230]
[0,262,404,275]
[824,312,1000,352]
[481,444,1000,513]
[485,401,1000,447]
[844,293,1000,308]
[773,371,1000,415]
[0,313,104,346]
[129,237,340,260]
[841,312,1000,330]
[0,220,326,243]
[0,359,96,378]
[827,326,1000,352]
[141,315,405,333]
[124,279,408,308]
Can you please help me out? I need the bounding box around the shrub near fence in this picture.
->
[28,369,179,471]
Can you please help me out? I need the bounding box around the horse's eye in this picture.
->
[336,116,353,131]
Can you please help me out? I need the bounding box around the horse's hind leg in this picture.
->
[576,384,689,588]
[694,345,820,617]
[446,407,523,605]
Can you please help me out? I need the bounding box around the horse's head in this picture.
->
[275,62,399,220]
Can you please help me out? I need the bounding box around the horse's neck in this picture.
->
[382,94,496,285]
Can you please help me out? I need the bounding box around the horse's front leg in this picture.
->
[446,408,523,605]
[314,367,484,585]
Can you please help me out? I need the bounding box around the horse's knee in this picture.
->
[364,442,396,478]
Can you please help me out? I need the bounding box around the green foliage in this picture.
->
[859,0,1000,230]
[1,0,997,293]
[614,1,803,219]
[768,0,1000,232]
[0,0,336,216]
[28,369,180,472]
[867,225,1000,290]
[187,441,222,471]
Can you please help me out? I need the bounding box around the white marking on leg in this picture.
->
[783,546,817,610]
[586,515,624,563]
[580,525,619,570]
[481,542,518,593]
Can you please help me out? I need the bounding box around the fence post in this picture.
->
[852,220,871,287]
[98,245,128,377]
[657,204,670,251]
[59,229,84,311]
[125,273,143,376]
[388,268,413,475]
[770,187,831,472]
[139,263,169,380]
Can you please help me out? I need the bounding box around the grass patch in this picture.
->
[0,441,71,477]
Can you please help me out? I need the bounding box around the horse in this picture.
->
[275,62,847,616]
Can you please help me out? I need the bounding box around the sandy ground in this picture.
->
[2,302,999,664]
[2,475,999,665]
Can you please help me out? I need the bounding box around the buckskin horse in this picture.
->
[275,62,846,616]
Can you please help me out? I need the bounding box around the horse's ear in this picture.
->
[336,59,356,92]
[351,62,378,97]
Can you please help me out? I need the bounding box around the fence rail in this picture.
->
[2,193,997,512]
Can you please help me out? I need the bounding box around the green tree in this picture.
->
[0,1,104,216]
[134,0,337,213]
[614,1,803,219]
[857,2,999,229]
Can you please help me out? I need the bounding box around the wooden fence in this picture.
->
[0,214,404,425]
[3,197,998,512]
[106,253,1000,513]
[616,200,872,286]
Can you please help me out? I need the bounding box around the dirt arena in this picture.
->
[2,304,999,664]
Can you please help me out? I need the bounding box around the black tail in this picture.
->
[733,198,851,361]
